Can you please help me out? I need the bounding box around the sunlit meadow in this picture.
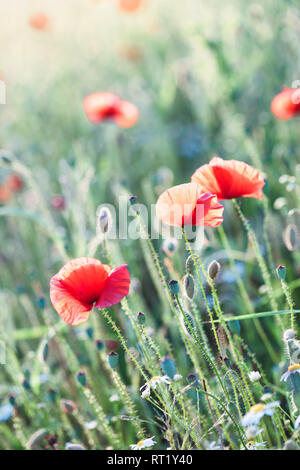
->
[0,0,300,451]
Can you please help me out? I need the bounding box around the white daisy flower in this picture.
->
[130,437,156,450]
[241,401,280,427]
[140,375,171,398]
[248,371,261,382]
[207,441,221,450]
[245,426,263,440]
[173,374,182,382]
[246,440,267,450]
[84,420,98,430]
[295,414,300,430]
[280,363,300,382]
[261,393,273,402]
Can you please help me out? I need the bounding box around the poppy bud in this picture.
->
[283,440,298,450]
[283,329,296,342]
[187,373,199,387]
[8,395,15,407]
[168,280,179,295]
[182,274,195,300]
[129,196,138,205]
[46,388,57,403]
[108,351,119,369]
[22,379,31,391]
[98,207,112,234]
[162,238,178,257]
[38,339,49,362]
[60,399,77,414]
[276,264,287,281]
[76,371,87,387]
[208,260,221,280]
[26,429,48,450]
[137,312,146,325]
[96,339,104,351]
[86,327,94,340]
[161,356,176,379]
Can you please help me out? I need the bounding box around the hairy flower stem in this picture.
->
[218,224,278,362]
[233,198,283,330]
[280,280,295,330]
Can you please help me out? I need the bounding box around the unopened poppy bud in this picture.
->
[98,207,112,234]
[60,399,77,414]
[276,264,286,281]
[283,329,296,342]
[208,260,221,280]
[137,312,146,325]
[129,195,138,205]
[38,339,49,362]
[26,429,48,450]
[108,351,119,369]
[182,274,195,300]
[22,379,31,391]
[161,356,176,379]
[168,280,179,295]
[86,327,94,340]
[162,238,178,257]
[283,439,298,450]
[46,389,57,403]
[76,371,87,387]
[96,339,104,351]
[187,373,199,387]
[8,395,15,407]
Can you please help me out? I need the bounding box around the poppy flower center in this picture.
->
[250,404,265,413]
[288,364,300,372]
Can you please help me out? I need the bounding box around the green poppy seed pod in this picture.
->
[168,280,179,295]
[76,371,87,387]
[182,274,195,300]
[276,264,287,281]
[283,440,298,450]
[208,260,221,280]
[161,356,176,379]
[108,351,119,370]
[86,327,94,340]
[137,312,146,325]
[96,340,104,351]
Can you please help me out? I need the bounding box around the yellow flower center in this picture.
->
[247,441,254,446]
[150,376,160,382]
[288,364,300,372]
[136,440,144,447]
[250,403,265,413]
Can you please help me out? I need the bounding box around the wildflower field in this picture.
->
[0,0,300,453]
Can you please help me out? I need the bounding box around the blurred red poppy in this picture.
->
[51,194,66,211]
[83,92,138,128]
[271,87,300,120]
[156,182,224,228]
[118,0,143,12]
[7,174,23,192]
[50,257,130,326]
[0,184,11,204]
[28,13,50,31]
[191,157,265,200]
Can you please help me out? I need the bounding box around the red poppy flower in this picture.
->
[156,182,224,227]
[118,0,143,12]
[51,194,66,212]
[83,92,139,128]
[28,13,50,31]
[7,174,23,193]
[50,257,130,326]
[191,157,265,200]
[271,87,300,120]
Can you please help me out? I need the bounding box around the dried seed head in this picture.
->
[208,260,221,280]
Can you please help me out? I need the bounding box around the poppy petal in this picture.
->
[96,264,130,309]
[50,257,110,325]
[192,157,265,200]
[271,87,300,120]
[113,100,139,128]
